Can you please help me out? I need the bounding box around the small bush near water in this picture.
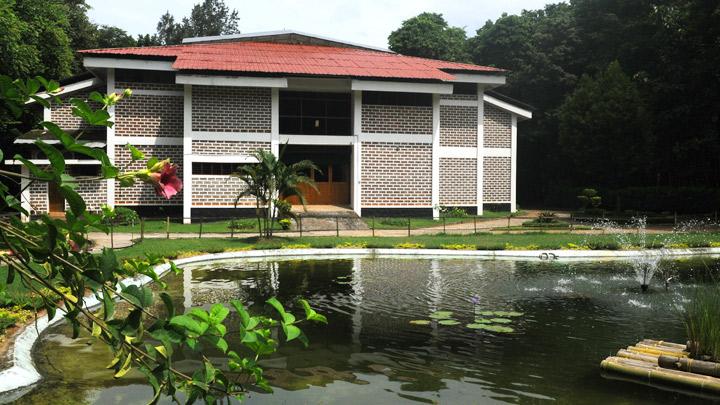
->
[685,285,720,361]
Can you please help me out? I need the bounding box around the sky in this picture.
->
[86,0,555,48]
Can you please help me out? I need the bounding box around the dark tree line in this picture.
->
[391,3,720,211]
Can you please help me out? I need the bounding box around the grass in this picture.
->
[362,210,525,230]
[685,283,720,360]
[114,231,720,261]
[111,218,288,234]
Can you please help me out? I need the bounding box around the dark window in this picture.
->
[313,164,329,182]
[453,83,478,95]
[279,91,352,135]
[68,165,101,176]
[362,91,432,106]
[116,69,176,84]
[192,162,245,175]
[332,165,348,182]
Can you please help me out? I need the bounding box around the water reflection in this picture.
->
[17,257,720,404]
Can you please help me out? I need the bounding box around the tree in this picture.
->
[558,61,653,187]
[388,12,470,62]
[0,75,326,403]
[233,149,317,238]
[95,25,136,48]
[152,0,240,45]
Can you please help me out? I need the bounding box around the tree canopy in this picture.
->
[151,0,240,45]
[388,13,470,62]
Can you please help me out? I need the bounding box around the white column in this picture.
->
[106,68,116,207]
[20,166,30,222]
[271,88,280,156]
[510,114,518,213]
[431,94,440,218]
[351,257,363,345]
[352,90,362,216]
[43,106,51,122]
[183,264,193,310]
[476,87,485,216]
[182,84,193,224]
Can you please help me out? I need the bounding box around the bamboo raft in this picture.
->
[600,339,720,396]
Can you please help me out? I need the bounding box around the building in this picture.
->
[10,30,532,222]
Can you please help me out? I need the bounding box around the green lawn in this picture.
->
[112,218,272,234]
[362,210,525,230]
[114,231,720,261]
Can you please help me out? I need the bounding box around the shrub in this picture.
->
[536,211,558,223]
[379,218,407,227]
[438,205,469,218]
[667,243,690,249]
[563,243,590,250]
[440,244,476,250]
[278,218,292,230]
[0,306,33,334]
[228,219,255,230]
[504,243,540,250]
[710,242,720,248]
[223,246,255,252]
[394,242,425,249]
[577,188,602,211]
[335,241,368,249]
[586,241,620,250]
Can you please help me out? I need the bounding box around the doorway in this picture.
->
[48,182,65,215]
[282,145,351,206]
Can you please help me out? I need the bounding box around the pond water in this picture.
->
[15,256,720,404]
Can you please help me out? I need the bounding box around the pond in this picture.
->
[14,256,720,404]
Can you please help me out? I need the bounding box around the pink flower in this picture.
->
[147,162,183,199]
[68,239,80,252]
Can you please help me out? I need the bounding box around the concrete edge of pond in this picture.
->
[2,245,719,397]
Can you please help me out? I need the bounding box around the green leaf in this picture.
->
[266,297,286,316]
[188,308,210,323]
[35,140,65,174]
[493,311,524,317]
[59,185,86,216]
[230,300,250,328]
[6,265,14,285]
[13,155,53,180]
[114,354,132,378]
[102,287,115,320]
[209,303,229,324]
[169,314,208,336]
[146,157,159,170]
[298,299,327,324]
[475,324,514,333]
[489,318,513,324]
[126,144,145,161]
[282,323,301,342]
[429,311,453,319]
[160,292,175,318]
[100,248,118,281]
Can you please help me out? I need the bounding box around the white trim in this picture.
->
[130,89,184,97]
[106,69,116,208]
[27,78,103,104]
[181,29,393,53]
[431,94,440,218]
[352,90,362,216]
[176,74,288,88]
[83,57,175,71]
[483,200,512,204]
[483,148,512,157]
[439,99,478,107]
[20,166,30,222]
[183,84,192,224]
[5,159,100,165]
[191,204,250,208]
[14,139,105,148]
[449,73,506,86]
[351,80,453,95]
[510,114,518,213]
[43,106,51,121]
[361,205,434,208]
[438,147,477,159]
[113,136,183,145]
[191,155,259,163]
[278,135,354,145]
[287,78,351,92]
[483,94,532,120]
[476,87,484,216]
[191,131,272,142]
[271,88,279,156]
[358,133,433,144]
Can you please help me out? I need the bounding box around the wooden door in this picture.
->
[48,182,65,214]
[290,163,350,205]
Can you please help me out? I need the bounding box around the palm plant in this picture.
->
[233,148,317,238]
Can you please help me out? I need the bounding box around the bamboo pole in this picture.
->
[617,349,658,364]
[659,355,720,378]
[641,339,688,350]
[601,356,720,394]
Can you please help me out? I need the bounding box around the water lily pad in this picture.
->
[477,310,495,316]
[477,324,514,333]
[489,318,513,324]
[438,319,461,326]
[409,320,431,326]
[466,323,489,329]
[429,311,453,319]
[472,318,493,324]
[494,311,524,317]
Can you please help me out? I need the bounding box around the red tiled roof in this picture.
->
[79,41,504,81]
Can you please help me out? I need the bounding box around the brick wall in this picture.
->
[440,105,477,147]
[192,175,254,207]
[74,179,107,212]
[483,103,511,148]
[361,105,432,135]
[114,145,183,205]
[192,140,270,155]
[115,81,183,137]
[483,156,511,202]
[50,90,103,131]
[440,158,476,205]
[192,86,271,133]
[361,142,432,206]
[28,181,48,213]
